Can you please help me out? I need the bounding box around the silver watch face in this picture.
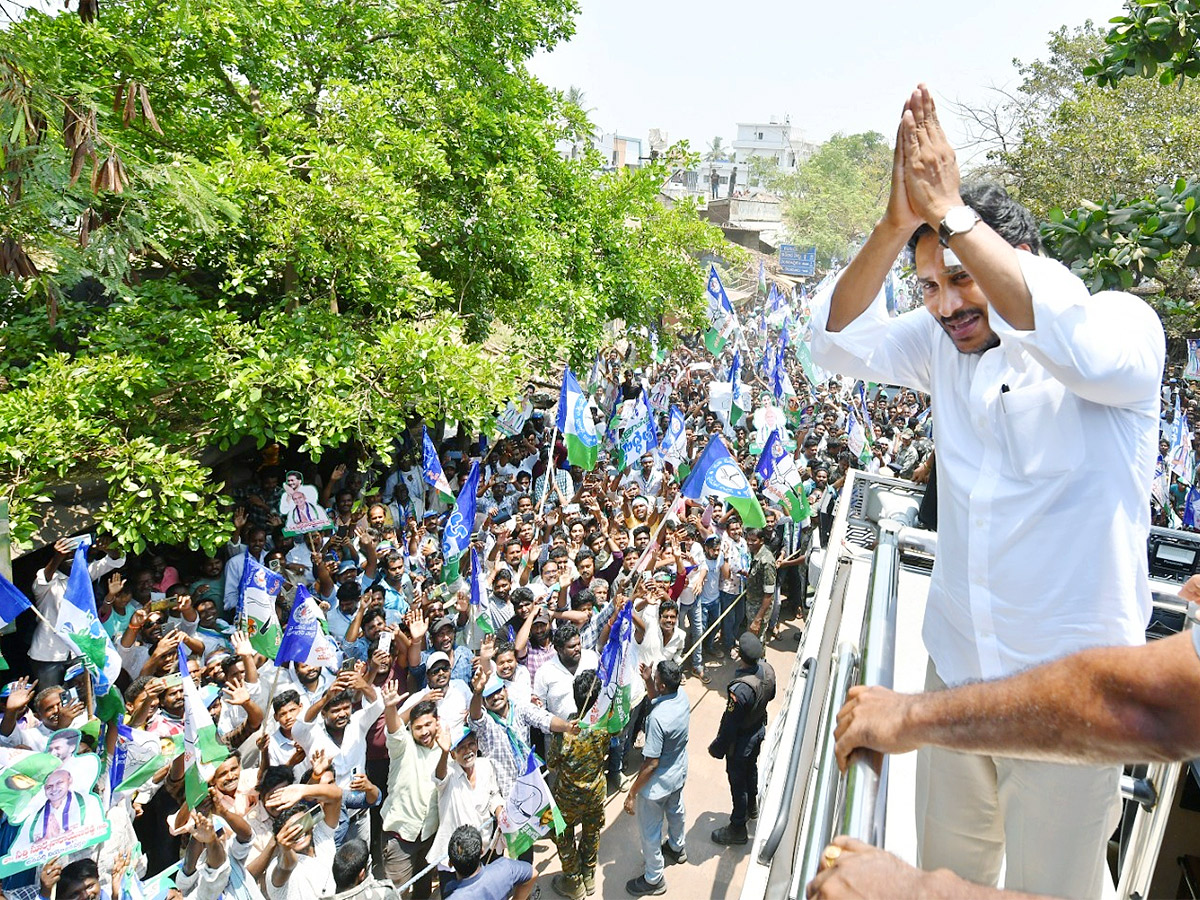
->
[944,206,977,234]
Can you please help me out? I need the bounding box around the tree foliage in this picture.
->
[774,132,891,268]
[1085,0,1200,86]
[0,0,729,553]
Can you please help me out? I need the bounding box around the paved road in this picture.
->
[531,617,803,899]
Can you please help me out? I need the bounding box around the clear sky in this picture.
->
[528,0,1121,161]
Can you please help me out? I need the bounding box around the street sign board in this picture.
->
[779,244,816,277]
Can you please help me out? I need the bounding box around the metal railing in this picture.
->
[793,645,858,897]
[840,517,905,846]
[758,656,817,864]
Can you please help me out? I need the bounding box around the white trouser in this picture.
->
[915,661,1122,899]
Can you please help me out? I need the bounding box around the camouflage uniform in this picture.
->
[547,725,609,882]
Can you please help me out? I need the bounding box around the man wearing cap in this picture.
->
[893,428,920,479]
[402,650,472,733]
[708,633,777,845]
[743,529,778,640]
[810,85,1164,897]
[467,665,576,795]
[410,610,473,686]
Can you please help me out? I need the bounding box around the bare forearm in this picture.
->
[940,222,1033,330]
[826,221,909,332]
[910,635,1200,765]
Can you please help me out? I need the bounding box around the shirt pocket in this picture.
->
[998,379,1083,479]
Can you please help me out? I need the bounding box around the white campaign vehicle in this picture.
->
[741,470,1199,900]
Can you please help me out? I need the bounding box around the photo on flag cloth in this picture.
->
[0,752,110,876]
[496,749,566,858]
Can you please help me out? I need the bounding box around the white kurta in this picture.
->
[812,250,1164,684]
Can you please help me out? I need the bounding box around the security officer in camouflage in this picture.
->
[708,632,776,846]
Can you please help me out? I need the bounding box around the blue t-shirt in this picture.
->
[442,858,533,900]
[642,689,690,800]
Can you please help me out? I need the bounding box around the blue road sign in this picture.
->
[779,244,816,276]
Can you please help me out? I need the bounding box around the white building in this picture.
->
[731,117,816,172]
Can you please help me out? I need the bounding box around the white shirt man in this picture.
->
[533,647,600,719]
[810,108,1163,900]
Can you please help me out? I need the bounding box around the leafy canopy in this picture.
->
[0,0,729,553]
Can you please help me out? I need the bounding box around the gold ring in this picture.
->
[822,845,841,868]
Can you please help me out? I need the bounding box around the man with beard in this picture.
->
[514,604,555,682]
[224,525,270,617]
[533,624,599,720]
[381,684,442,900]
[468,659,576,796]
[809,85,1164,898]
[293,666,382,842]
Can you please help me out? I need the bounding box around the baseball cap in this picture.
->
[481,674,506,698]
[338,560,360,575]
[704,535,721,546]
[425,651,451,671]
[200,684,222,708]
[450,726,475,750]
[737,632,765,662]
[533,608,553,626]
[432,615,457,634]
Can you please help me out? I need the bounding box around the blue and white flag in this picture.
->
[238,554,284,658]
[442,460,481,563]
[661,406,688,468]
[729,350,742,389]
[277,585,340,670]
[618,393,657,470]
[56,541,123,714]
[0,572,31,629]
[1170,395,1194,482]
[468,547,506,640]
[1185,485,1200,528]
[422,426,455,501]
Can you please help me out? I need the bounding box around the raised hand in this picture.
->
[106,574,126,599]
[191,810,217,844]
[233,507,248,532]
[408,604,428,642]
[479,634,496,663]
[223,678,251,707]
[380,678,404,709]
[900,84,961,227]
[311,747,332,779]
[5,677,36,713]
[434,723,452,754]
[128,608,148,632]
[470,661,488,696]
[62,698,86,721]
[230,630,253,658]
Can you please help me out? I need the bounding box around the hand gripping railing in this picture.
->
[840,512,909,846]
[794,644,860,896]
[793,491,924,896]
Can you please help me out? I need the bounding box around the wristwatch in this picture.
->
[938,205,980,248]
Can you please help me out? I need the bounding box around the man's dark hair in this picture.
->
[337,581,361,604]
[259,764,296,798]
[574,548,595,565]
[492,567,512,584]
[493,640,517,659]
[660,599,678,616]
[332,839,370,891]
[448,824,484,877]
[744,527,765,542]
[273,802,313,835]
[907,180,1042,256]
[409,698,439,723]
[60,859,99,894]
[632,524,651,539]
[322,689,355,713]
[504,540,524,554]
[361,608,385,629]
[573,670,601,712]
[656,659,683,694]
[552,623,580,650]
[547,546,569,563]
[510,587,534,606]
[272,690,301,714]
[571,588,596,611]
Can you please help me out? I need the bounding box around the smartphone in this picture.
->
[297,803,322,833]
[521,513,535,523]
[62,533,93,552]
[61,687,78,706]
[377,631,393,655]
[492,511,513,526]
[340,659,358,673]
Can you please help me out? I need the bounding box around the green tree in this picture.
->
[705,136,728,162]
[775,132,891,267]
[0,0,729,553]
